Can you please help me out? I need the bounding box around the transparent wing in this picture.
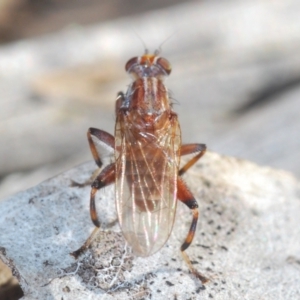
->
[115,114,181,256]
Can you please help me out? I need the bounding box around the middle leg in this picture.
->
[177,176,208,284]
[71,163,115,259]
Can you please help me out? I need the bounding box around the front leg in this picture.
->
[71,128,115,187]
[87,128,115,168]
[179,143,206,176]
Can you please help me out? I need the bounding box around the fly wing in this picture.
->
[115,113,181,257]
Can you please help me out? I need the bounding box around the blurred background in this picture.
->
[0,1,300,298]
[1,0,300,200]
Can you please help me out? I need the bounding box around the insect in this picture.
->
[71,50,208,283]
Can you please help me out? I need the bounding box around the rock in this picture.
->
[0,152,299,299]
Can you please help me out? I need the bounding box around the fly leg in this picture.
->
[179,143,206,176]
[71,128,115,187]
[87,128,115,168]
[177,143,208,283]
[71,163,115,258]
[177,177,209,284]
[70,128,115,258]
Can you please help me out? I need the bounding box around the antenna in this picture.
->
[155,31,179,55]
[132,28,149,54]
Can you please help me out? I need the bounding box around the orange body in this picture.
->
[115,54,181,256]
[71,52,208,283]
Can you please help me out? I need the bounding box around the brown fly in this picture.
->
[71,51,208,283]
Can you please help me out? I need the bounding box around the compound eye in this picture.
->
[156,57,172,75]
[125,57,139,73]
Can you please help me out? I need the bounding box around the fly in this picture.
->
[71,50,208,283]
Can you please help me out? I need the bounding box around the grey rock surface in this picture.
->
[0,152,299,299]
